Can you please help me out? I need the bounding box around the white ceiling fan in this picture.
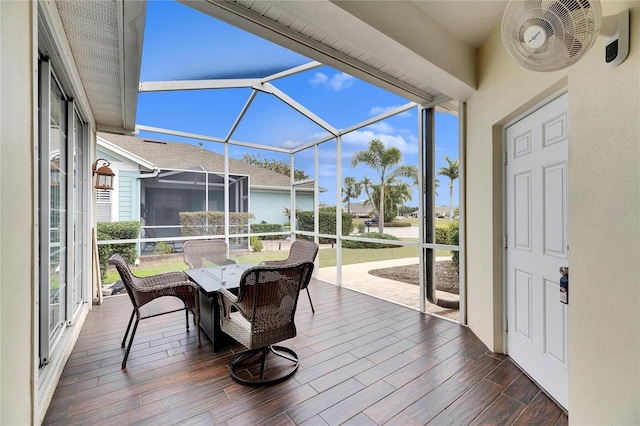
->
[501,0,629,72]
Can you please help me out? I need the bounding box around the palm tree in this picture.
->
[351,139,418,233]
[342,176,362,214]
[388,181,413,218]
[359,176,376,218]
[437,156,459,219]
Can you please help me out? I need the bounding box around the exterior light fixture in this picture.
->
[50,155,61,187]
[92,158,115,190]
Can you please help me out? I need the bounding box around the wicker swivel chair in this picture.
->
[263,240,319,312]
[183,240,236,269]
[109,253,201,368]
[218,260,314,386]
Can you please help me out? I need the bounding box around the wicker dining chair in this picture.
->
[218,260,315,386]
[183,239,236,269]
[263,240,319,312]
[109,253,201,368]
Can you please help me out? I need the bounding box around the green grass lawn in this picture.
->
[103,240,453,284]
[102,220,458,284]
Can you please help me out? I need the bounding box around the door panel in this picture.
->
[506,93,569,410]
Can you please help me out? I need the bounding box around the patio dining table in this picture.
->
[184,263,254,351]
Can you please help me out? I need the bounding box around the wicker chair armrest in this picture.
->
[218,287,239,318]
[134,280,197,293]
[131,280,198,309]
[138,271,186,286]
[262,259,288,266]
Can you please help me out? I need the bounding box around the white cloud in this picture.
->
[310,72,354,91]
[368,121,395,134]
[318,163,337,178]
[281,139,303,149]
[309,73,328,86]
[306,131,332,142]
[342,129,418,155]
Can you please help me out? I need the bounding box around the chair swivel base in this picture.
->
[229,345,299,386]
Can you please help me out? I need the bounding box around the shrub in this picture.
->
[250,223,285,239]
[153,241,174,255]
[179,211,253,236]
[97,221,140,280]
[385,221,411,227]
[435,226,448,244]
[447,221,460,272]
[250,236,263,252]
[297,207,353,243]
[342,232,400,249]
[357,223,365,234]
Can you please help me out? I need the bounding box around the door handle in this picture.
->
[559,267,568,304]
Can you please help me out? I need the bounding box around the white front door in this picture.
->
[506,92,569,410]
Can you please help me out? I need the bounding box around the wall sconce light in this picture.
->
[92,159,115,190]
[50,155,61,187]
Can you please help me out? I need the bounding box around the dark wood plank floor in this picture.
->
[44,280,568,425]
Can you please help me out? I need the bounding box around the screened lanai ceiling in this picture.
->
[54,0,508,136]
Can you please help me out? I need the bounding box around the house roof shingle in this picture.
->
[99,132,309,189]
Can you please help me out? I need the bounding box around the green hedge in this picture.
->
[250,236,263,251]
[447,221,460,272]
[250,223,285,239]
[342,232,400,248]
[179,211,253,236]
[97,221,139,280]
[297,207,353,243]
[435,226,448,244]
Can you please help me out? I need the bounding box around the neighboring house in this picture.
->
[435,205,453,218]
[345,200,375,217]
[97,133,317,234]
[348,203,450,219]
[2,2,639,425]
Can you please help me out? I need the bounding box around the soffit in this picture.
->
[55,0,145,133]
[179,0,507,103]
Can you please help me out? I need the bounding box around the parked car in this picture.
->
[364,216,378,226]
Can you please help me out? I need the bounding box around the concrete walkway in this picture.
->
[316,257,460,320]
[263,230,460,321]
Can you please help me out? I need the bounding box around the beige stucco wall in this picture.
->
[0,1,36,424]
[466,1,639,423]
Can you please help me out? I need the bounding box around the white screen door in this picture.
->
[506,92,569,409]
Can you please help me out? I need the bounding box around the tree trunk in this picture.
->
[449,184,453,219]
[378,183,384,234]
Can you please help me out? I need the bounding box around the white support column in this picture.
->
[458,102,466,325]
[224,143,230,245]
[290,153,296,240]
[418,106,425,312]
[314,144,320,238]
[336,135,342,286]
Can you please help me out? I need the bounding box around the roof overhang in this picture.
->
[179,0,478,102]
[54,0,146,133]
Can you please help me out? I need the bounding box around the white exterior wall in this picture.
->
[466,2,639,423]
[0,2,98,424]
[0,2,35,423]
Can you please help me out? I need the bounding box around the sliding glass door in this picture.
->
[38,58,88,365]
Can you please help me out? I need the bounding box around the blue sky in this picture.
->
[136,1,459,209]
